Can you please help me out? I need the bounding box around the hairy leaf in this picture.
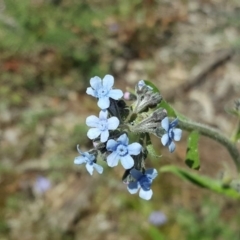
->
[186,131,200,170]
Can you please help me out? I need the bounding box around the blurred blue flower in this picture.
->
[138,80,146,90]
[161,117,182,153]
[138,80,153,90]
[106,133,142,169]
[86,110,119,142]
[86,75,123,109]
[127,168,158,200]
[148,211,167,226]
[74,145,103,175]
[34,176,51,195]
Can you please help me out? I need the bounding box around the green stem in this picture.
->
[178,118,240,171]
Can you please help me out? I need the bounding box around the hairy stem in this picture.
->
[178,118,240,171]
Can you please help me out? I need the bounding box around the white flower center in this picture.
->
[98,119,108,131]
[97,87,109,98]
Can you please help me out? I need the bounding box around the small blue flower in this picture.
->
[86,110,119,142]
[86,75,123,109]
[74,145,103,175]
[148,211,167,226]
[33,176,51,195]
[161,117,182,153]
[138,80,146,90]
[138,80,153,90]
[127,168,158,200]
[106,133,142,169]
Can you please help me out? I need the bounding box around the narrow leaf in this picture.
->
[158,100,176,118]
[186,131,200,170]
[146,144,162,158]
[145,133,161,158]
[160,165,240,199]
[144,80,191,120]
[144,80,160,93]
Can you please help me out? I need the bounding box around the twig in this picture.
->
[166,49,234,101]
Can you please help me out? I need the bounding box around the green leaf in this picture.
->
[160,165,240,199]
[145,133,161,158]
[158,99,176,118]
[144,80,160,93]
[186,131,200,170]
[144,80,195,123]
[146,144,162,158]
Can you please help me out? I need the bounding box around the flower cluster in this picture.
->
[74,75,182,200]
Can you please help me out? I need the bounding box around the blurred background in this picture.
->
[0,0,240,239]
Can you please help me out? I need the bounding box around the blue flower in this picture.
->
[148,211,167,226]
[137,80,153,90]
[127,168,158,200]
[86,110,119,142]
[161,117,182,153]
[106,133,142,169]
[86,75,123,109]
[33,176,51,195]
[74,145,103,175]
[138,80,146,90]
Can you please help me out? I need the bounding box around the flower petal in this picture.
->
[138,80,145,89]
[99,110,108,119]
[127,181,140,194]
[120,154,134,169]
[108,89,123,100]
[145,168,158,180]
[87,128,101,140]
[86,87,96,97]
[139,188,153,200]
[161,117,169,131]
[117,133,129,145]
[161,134,169,146]
[98,96,110,109]
[107,151,120,167]
[173,128,182,141]
[93,163,103,174]
[128,142,142,155]
[86,163,94,175]
[170,118,178,128]
[82,151,94,160]
[102,75,114,90]
[168,141,176,153]
[74,156,86,165]
[86,115,99,127]
[90,76,102,89]
[100,130,109,142]
[130,168,143,180]
[106,139,117,151]
[107,117,119,130]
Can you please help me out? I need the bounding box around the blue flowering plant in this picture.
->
[74,75,240,200]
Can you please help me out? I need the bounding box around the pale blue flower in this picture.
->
[161,117,182,153]
[86,75,123,109]
[138,80,146,90]
[106,133,142,169]
[74,145,103,175]
[34,176,51,195]
[86,110,119,142]
[138,80,153,90]
[148,211,167,226]
[127,168,158,200]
